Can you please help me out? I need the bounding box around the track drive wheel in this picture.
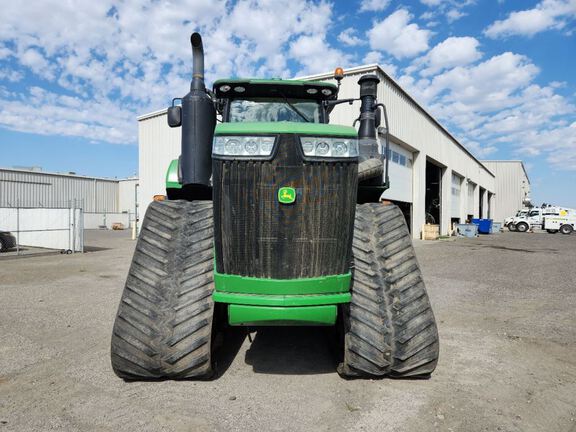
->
[338,203,440,378]
[111,200,216,380]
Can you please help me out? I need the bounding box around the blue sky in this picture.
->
[0,0,575,206]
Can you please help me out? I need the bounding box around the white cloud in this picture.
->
[362,51,398,77]
[338,28,363,46]
[0,69,22,82]
[368,9,432,59]
[484,0,576,38]
[0,0,346,144]
[399,49,576,170]
[290,34,350,75]
[418,36,482,76]
[446,8,466,22]
[359,0,390,12]
[419,0,475,22]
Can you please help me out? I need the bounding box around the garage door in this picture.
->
[451,173,462,218]
[381,140,413,203]
[467,182,475,214]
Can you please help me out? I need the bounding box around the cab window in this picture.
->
[228,98,321,123]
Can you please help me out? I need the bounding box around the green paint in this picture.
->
[214,271,351,295]
[214,122,357,137]
[228,304,337,326]
[213,291,351,307]
[165,159,182,190]
[278,186,296,204]
[213,78,337,90]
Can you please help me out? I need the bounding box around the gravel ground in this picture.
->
[1,229,575,432]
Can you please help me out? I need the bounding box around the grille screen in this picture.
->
[213,135,357,279]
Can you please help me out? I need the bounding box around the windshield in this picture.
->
[228,98,321,123]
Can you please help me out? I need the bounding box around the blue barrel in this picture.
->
[471,218,493,234]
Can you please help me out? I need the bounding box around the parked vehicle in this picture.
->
[508,207,574,232]
[544,215,576,235]
[0,231,17,252]
[504,209,528,227]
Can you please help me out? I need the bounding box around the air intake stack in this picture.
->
[174,32,216,192]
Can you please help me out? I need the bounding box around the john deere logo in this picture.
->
[278,187,296,204]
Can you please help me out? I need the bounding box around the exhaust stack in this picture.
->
[179,32,216,190]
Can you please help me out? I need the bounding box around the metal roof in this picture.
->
[0,167,137,183]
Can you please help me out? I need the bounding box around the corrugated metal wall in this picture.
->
[138,111,181,218]
[0,168,119,212]
[481,161,530,222]
[118,178,138,213]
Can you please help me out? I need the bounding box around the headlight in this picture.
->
[213,136,276,157]
[299,137,358,158]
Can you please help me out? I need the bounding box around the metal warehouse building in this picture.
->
[481,160,531,223]
[0,167,138,229]
[137,64,528,239]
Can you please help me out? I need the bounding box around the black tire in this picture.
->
[111,200,215,380]
[338,203,439,378]
[0,238,5,253]
[546,229,558,234]
[560,224,573,235]
[508,223,517,232]
[516,222,529,233]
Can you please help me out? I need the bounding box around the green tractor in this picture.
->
[111,33,439,379]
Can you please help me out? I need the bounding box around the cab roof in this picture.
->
[213,78,338,100]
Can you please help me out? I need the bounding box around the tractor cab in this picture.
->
[213,79,337,124]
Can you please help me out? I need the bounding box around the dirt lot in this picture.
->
[1,229,575,432]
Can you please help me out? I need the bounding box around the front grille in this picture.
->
[212,134,357,279]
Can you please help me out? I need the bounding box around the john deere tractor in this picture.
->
[111,33,439,379]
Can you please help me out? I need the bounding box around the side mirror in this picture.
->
[375,107,381,128]
[167,106,182,127]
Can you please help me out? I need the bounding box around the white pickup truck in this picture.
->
[508,207,574,233]
[504,209,529,227]
[544,215,576,235]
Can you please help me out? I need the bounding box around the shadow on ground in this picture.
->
[243,327,339,375]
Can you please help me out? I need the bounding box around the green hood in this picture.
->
[214,122,357,137]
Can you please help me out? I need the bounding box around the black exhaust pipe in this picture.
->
[180,32,216,191]
[357,74,380,144]
[356,74,385,190]
[190,32,205,91]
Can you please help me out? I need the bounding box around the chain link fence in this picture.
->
[0,199,84,258]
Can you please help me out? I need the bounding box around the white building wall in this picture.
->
[138,110,182,218]
[119,178,138,213]
[482,161,530,223]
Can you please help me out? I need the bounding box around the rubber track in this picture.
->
[110,200,215,379]
[340,203,439,378]
[358,158,384,182]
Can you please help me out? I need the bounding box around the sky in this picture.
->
[0,0,575,207]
